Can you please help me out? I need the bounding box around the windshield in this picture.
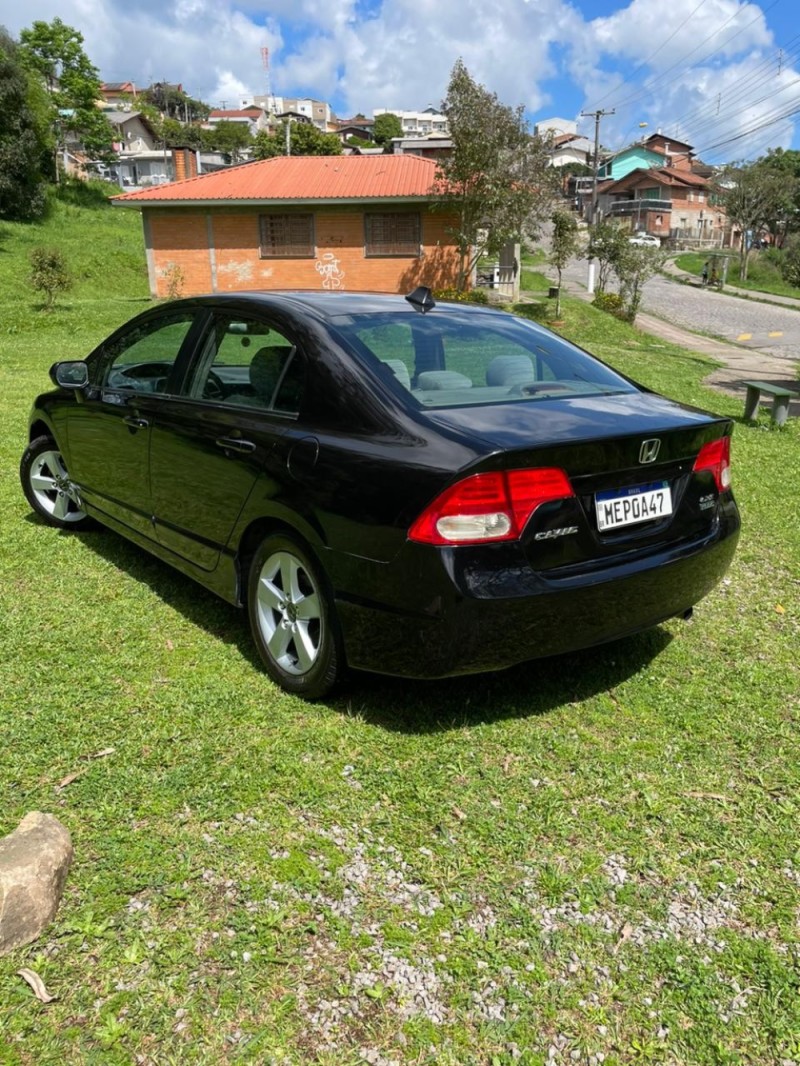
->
[332,308,638,409]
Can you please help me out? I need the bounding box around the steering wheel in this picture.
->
[202,370,225,400]
[108,361,173,392]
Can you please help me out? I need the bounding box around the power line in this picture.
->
[593,0,711,107]
[672,35,800,139]
[696,99,800,156]
[604,0,782,113]
[683,71,800,144]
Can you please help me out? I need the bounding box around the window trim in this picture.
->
[364,212,422,258]
[258,212,316,259]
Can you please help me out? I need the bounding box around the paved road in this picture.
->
[562,258,800,364]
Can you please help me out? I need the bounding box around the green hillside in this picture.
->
[0,181,151,354]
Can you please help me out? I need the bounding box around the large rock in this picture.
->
[0,813,73,956]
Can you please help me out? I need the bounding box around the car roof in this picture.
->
[167,290,500,323]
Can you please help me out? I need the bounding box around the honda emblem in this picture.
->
[639,439,661,464]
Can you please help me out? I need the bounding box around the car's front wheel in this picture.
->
[247,533,344,699]
[20,435,91,530]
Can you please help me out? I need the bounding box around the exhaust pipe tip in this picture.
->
[682,607,694,621]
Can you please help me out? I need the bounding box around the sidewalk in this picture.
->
[555,270,800,418]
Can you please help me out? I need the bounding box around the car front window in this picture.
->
[102,313,197,395]
[334,310,637,409]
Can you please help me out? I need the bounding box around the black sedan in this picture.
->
[21,289,740,698]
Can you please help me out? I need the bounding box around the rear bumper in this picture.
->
[332,498,740,679]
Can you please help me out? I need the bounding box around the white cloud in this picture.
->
[0,0,794,156]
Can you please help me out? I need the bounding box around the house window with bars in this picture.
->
[259,214,315,258]
[365,213,421,257]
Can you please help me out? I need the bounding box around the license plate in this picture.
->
[595,481,672,532]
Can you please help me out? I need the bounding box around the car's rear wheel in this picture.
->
[247,533,343,699]
[20,435,91,530]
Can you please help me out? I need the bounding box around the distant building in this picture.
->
[592,134,726,244]
[99,82,138,108]
[534,117,578,138]
[390,136,452,160]
[335,118,375,144]
[248,95,335,131]
[374,107,449,137]
[207,107,271,134]
[549,133,593,168]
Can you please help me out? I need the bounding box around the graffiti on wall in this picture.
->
[315,251,345,290]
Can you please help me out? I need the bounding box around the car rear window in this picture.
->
[333,310,637,408]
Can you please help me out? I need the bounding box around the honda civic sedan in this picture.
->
[21,289,740,698]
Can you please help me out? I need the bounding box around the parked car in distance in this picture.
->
[21,289,740,698]
[628,233,662,247]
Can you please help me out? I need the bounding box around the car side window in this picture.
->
[191,315,305,415]
[103,313,196,395]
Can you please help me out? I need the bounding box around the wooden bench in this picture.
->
[742,380,798,426]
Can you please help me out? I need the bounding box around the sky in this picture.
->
[1,0,798,162]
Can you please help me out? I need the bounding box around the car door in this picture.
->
[148,311,306,571]
[67,309,204,538]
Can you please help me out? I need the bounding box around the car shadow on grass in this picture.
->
[43,520,265,667]
[330,627,673,734]
[48,520,675,733]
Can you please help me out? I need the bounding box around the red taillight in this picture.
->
[693,436,732,493]
[409,468,574,546]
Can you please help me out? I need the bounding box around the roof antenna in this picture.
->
[405,286,436,314]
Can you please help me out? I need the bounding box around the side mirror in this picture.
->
[50,361,89,389]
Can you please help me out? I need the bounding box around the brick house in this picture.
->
[593,134,725,243]
[598,166,725,243]
[112,155,462,298]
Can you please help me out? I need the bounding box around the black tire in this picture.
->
[20,435,92,531]
[247,533,344,699]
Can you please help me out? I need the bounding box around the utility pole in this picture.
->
[581,108,615,293]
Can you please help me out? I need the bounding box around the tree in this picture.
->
[549,210,580,318]
[253,122,343,159]
[434,60,557,290]
[612,243,666,322]
[587,220,629,293]
[142,83,209,124]
[0,29,50,220]
[19,18,115,164]
[717,162,787,280]
[29,246,71,309]
[373,112,402,148]
[757,148,800,245]
[346,135,378,150]
[161,117,203,150]
[201,121,253,163]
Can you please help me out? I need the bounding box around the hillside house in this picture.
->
[586,133,725,242]
[112,155,463,297]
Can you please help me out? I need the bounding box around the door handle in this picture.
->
[215,436,256,454]
[123,415,149,429]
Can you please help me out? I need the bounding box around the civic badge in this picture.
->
[639,439,661,464]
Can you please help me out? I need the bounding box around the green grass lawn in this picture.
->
[1,195,799,1065]
[675,251,800,301]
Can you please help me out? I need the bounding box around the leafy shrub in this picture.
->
[779,240,800,288]
[29,247,72,310]
[433,288,489,304]
[592,291,625,317]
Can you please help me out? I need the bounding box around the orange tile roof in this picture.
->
[113,155,441,205]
